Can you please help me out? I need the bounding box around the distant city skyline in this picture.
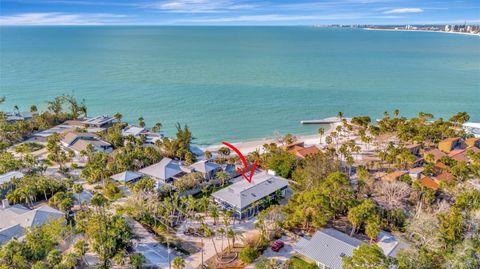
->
[0,0,479,26]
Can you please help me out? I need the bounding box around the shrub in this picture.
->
[239,247,259,264]
[242,230,263,248]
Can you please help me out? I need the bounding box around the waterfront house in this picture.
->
[438,137,465,153]
[138,157,188,188]
[463,122,480,138]
[4,112,35,122]
[0,201,64,245]
[211,171,288,219]
[294,228,363,269]
[60,132,112,155]
[189,160,222,180]
[111,171,143,184]
[285,141,321,159]
[61,132,99,148]
[82,115,115,128]
[122,125,163,144]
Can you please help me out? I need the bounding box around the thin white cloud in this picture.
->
[0,12,128,25]
[143,0,257,13]
[384,8,424,14]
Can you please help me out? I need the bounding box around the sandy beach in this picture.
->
[202,122,341,155]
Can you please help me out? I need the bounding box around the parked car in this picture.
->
[271,240,284,252]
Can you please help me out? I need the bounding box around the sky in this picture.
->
[0,0,479,26]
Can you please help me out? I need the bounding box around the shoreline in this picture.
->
[200,122,340,155]
[363,28,480,36]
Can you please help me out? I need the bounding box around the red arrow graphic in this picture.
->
[222,141,259,183]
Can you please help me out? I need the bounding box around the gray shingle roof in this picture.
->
[0,171,24,185]
[189,160,221,174]
[111,171,143,183]
[0,204,64,245]
[376,231,410,258]
[0,224,23,244]
[294,228,364,269]
[61,132,99,147]
[211,172,288,209]
[139,157,183,181]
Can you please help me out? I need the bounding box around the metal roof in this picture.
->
[211,171,288,209]
[111,171,143,183]
[294,228,363,269]
[0,171,24,185]
[122,126,145,137]
[189,160,221,174]
[376,231,410,258]
[0,204,64,245]
[139,157,183,181]
[82,115,114,126]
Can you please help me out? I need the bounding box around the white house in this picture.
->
[0,201,64,245]
[211,171,288,219]
[294,228,363,269]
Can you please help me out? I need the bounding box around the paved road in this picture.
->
[130,218,178,268]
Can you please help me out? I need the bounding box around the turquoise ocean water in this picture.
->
[0,27,479,145]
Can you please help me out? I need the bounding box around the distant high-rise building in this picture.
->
[444,25,450,31]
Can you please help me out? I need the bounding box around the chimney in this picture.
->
[267,169,276,176]
[2,199,10,209]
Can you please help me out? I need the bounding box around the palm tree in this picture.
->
[218,227,225,255]
[79,99,87,118]
[211,205,219,225]
[30,105,38,113]
[114,112,123,123]
[138,117,145,128]
[204,150,212,160]
[73,184,84,208]
[337,111,343,120]
[227,228,237,250]
[13,105,19,115]
[172,256,185,269]
[152,122,162,133]
[318,127,325,144]
[130,253,145,269]
[47,96,64,116]
[393,109,400,118]
[216,171,229,187]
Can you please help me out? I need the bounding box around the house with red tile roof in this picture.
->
[465,137,480,148]
[423,149,446,162]
[438,137,465,153]
[381,171,408,182]
[420,176,439,190]
[285,141,321,159]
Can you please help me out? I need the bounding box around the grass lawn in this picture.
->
[288,256,319,269]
